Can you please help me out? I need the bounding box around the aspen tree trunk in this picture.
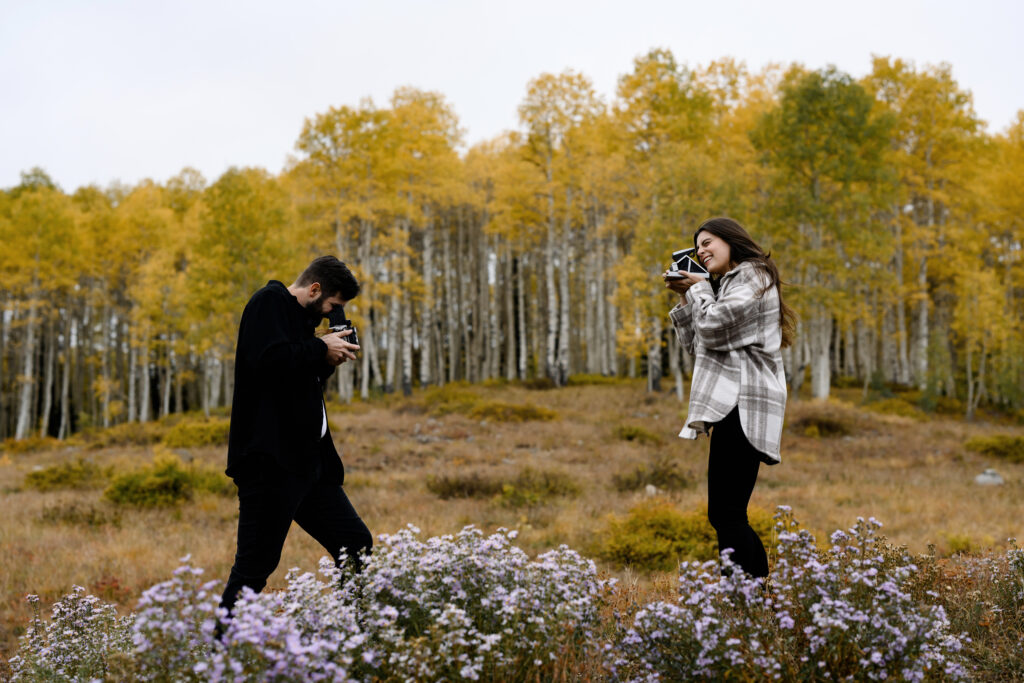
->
[420,212,434,386]
[556,188,572,385]
[15,289,39,440]
[669,329,684,401]
[360,319,372,400]
[140,347,151,423]
[647,315,662,392]
[881,306,897,383]
[213,356,224,410]
[174,351,184,415]
[58,325,72,439]
[517,254,528,380]
[583,239,596,374]
[358,218,376,399]
[385,287,399,394]
[400,290,413,396]
[57,315,72,438]
[831,319,841,377]
[443,213,459,383]
[857,302,874,384]
[37,317,56,438]
[965,342,974,420]
[544,187,559,383]
[808,306,831,399]
[162,346,174,418]
[504,246,516,381]
[201,352,211,418]
[101,302,111,428]
[789,321,805,398]
[888,216,913,387]
[128,330,137,423]
[473,216,487,381]
[607,238,620,376]
[0,297,9,440]
[843,325,856,377]
[360,312,377,400]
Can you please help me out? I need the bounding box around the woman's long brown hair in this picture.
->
[693,216,797,348]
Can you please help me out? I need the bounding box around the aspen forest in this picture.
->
[3,51,1024,442]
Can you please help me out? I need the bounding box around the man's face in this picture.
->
[304,287,348,320]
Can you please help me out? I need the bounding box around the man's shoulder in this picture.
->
[246,281,289,306]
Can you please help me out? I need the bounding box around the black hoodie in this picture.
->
[225,280,344,484]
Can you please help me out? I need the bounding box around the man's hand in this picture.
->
[322,330,359,366]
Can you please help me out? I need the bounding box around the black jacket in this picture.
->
[226,281,344,484]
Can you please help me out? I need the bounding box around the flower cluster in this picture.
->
[8,586,134,681]
[609,507,970,682]
[11,526,608,681]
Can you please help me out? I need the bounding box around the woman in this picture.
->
[664,217,795,578]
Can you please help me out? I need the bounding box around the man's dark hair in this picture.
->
[296,256,360,300]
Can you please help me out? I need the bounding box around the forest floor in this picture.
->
[2,378,1023,660]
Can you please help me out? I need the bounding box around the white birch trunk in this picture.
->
[556,188,571,385]
[517,255,528,380]
[15,293,39,440]
[127,330,137,423]
[544,189,558,383]
[420,214,434,386]
[39,317,56,438]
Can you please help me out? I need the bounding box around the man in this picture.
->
[219,255,372,616]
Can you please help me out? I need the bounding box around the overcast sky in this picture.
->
[3,0,1022,192]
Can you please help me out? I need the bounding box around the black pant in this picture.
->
[220,457,372,615]
[707,407,769,578]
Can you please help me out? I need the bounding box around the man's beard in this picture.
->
[304,295,326,323]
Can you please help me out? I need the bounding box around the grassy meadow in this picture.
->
[2,378,1023,671]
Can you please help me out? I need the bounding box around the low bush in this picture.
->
[24,458,112,491]
[612,454,692,493]
[72,421,165,449]
[495,467,581,508]
[964,434,1024,463]
[39,502,122,528]
[614,424,663,445]
[787,402,859,437]
[865,396,928,420]
[103,451,234,506]
[415,383,481,415]
[426,467,580,507]
[426,472,505,499]
[594,500,773,572]
[160,418,230,449]
[0,436,61,454]
[469,401,557,422]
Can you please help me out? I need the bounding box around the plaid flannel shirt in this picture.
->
[669,260,786,463]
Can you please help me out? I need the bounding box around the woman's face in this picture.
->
[695,230,733,275]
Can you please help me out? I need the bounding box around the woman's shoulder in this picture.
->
[727,260,770,288]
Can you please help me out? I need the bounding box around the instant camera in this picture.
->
[664,247,709,279]
[327,306,359,349]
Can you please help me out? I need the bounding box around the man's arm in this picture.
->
[241,290,328,380]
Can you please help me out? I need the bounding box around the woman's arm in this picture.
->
[686,267,769,352]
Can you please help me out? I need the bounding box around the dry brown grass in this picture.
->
[2,380,1023,659]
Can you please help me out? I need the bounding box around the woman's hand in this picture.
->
[663,271,704,298]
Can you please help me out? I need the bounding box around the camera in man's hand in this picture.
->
[327,307,359,349]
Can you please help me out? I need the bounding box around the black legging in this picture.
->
[707,406,769,578]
